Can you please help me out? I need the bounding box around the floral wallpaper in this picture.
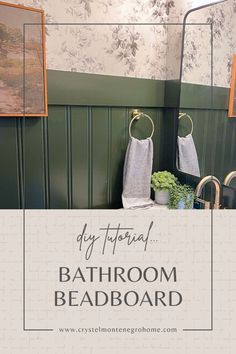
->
[4,0,173,80]
[2,0,236,87]
[166,0,236,87]
[181,0,236,87]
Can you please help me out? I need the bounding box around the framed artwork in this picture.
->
[0,1,47,116]
[228,54,236,118]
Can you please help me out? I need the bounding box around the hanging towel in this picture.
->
[122,137,154,209]
[177,134,200,177]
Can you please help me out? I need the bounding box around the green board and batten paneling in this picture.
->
[1,69,236,209]
[0,70,166,209]
[0,103,164,209]
[179,82,236,188]
[179,109,236,186]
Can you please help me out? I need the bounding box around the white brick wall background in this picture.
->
[0,210,235,354]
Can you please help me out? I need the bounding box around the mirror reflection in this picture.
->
[178,0,236,189]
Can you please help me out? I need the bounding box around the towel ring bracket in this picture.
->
[178,112,193,135]
[129,112,155,139]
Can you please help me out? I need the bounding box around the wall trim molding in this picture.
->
[47,70,165,107]
[180,82,229,110]
[47,70,229,110]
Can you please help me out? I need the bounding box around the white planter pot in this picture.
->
[155,190,170,205]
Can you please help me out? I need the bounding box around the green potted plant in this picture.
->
[151,171,177,205]
[168,184,195,209]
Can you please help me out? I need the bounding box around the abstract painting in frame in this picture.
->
[228,54,236,118]
[0,1,47,116]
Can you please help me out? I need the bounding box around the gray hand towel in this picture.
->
[122,137,154,209]
[177,134,200,177]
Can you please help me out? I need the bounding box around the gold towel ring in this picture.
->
[129,113,155,139]
[178,112,193,135]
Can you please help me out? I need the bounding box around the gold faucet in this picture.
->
[223,171,236,186]
[195,175,221,209]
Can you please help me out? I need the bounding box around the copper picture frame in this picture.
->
[228,54,236,118]
[0,1,48,116]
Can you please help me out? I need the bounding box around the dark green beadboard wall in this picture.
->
[1,71,236,209]
[0,70,168,209]
[179,83,236,187]
[0,106,165,209]
[179,109,236,183]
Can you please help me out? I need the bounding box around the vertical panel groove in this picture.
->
[157,110,160,170]
[107,108,111,206]
[219,112,227,178]
[88,107,93,209]
[16,118,24,209]
[229,121,236,169]
[210,111,218,177]
[42,116,50,208]
[66,106,72,209]
[201,110,209,175]
[125,108,129,145]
